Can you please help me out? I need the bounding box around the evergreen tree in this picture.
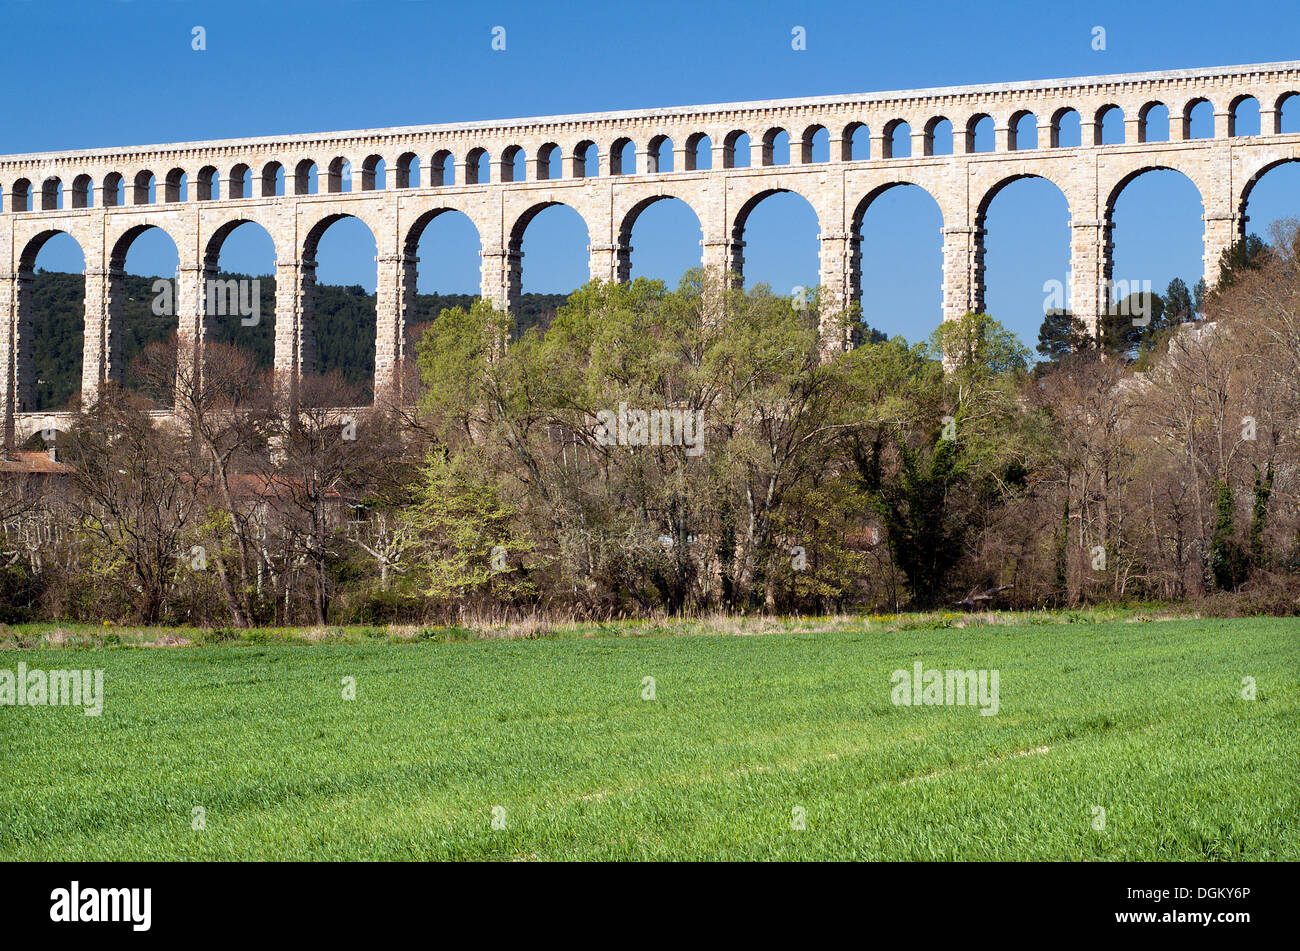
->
[1036,309,1090,363]
[1210,234,1269,298]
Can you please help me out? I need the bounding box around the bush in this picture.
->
[335,585,428,625]
[1199,572,1300,617]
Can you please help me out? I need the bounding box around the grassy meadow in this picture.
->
[1,613,1296,860]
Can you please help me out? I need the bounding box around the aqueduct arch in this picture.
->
[617,195,705,282]
[1238,156,1300,234]
[3,59,1300,442]
[853,182,946,328]
[10,229,85,416]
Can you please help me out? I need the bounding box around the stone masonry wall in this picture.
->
[3,60,1300,443]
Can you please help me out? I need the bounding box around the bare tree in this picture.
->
[261,373,404,624]
[59,388,199,623]
[136,337,278,626]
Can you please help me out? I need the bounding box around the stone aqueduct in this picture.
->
[3,60,1300,445]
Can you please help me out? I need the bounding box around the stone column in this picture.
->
[583,194,623,284]
[6,272,33,418]
[588,243,630,284]
[1172,110,1190,141]
[174,264,207,398]
[80,266,107,404]
[0,272,15,447]
[714,140,734,169]
[1260,107,1280,135]
[1201,145,1242,290]
[1202,213,1243,290]
[700,236,743,325]
[479,248,521,313]
[569,150,600,178]
[374,252,414,405]
[1069,219,1113,337]
[817,230,860,350]
[104,267,127,387]
[870,130,888,159]
[955,119,973,154]
[941,226,984,321]
[701,238,743,285]
[1214,111,1232,138]
[80,265,127,403]
[299,265,317,380]
[274,260,317,396]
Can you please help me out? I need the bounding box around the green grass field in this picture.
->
[1,616,1296,860]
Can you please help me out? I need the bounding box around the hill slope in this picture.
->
[26,271,568,410]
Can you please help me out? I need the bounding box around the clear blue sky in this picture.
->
[9,0,1300,350]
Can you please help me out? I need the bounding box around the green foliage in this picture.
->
[26,270,85,412]
[413,290,1047,612]
[1249,463,1274,568]
[1209,480,1249,591]
[1211,234,1269,298]
[1163,277,1196,324]
[1054,500,1069,605]
[415,298,515,424]
[17,238,1299,624]
[1037,309,1090,363]
[861,436,967,606]
[1035,276,1204,369]
[929,311,1030,379]
[403,448,534,603]
[1097,290,1165,357]
[833,312,1043,606]
[415,270,869,613]
[0,561,42,623]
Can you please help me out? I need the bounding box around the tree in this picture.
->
[1249,463,1274,568]
[1037,309,1090,364]
[401,448,534,608]
[414,270,885,613]
[843,313,1037,607]
[1098,289,1165,358]
[858,435,966,606]
[262,373,404,625]
[60,390,199,623]
[1164,278,1195,325]
[1209,480,1249,590]
[1210,234,1269,299]
[931,311,1030,379]
[136,337,276,626]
